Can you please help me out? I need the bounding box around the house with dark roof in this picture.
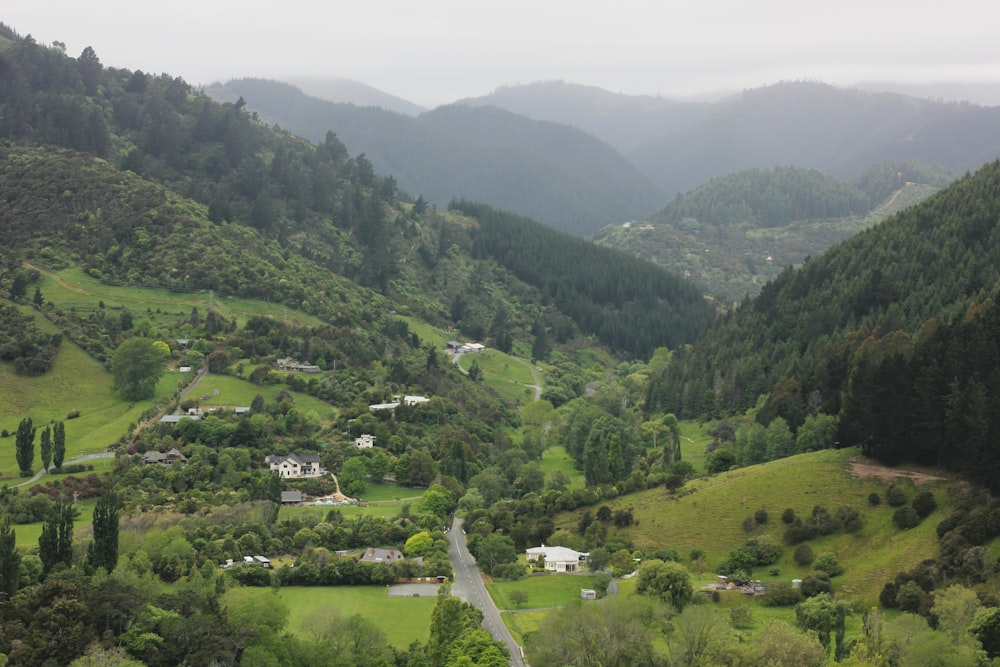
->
[141,448,188,467]
[281,491,304,505]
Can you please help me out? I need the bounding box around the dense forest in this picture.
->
[455,200,716,357]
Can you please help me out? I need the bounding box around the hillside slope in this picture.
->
[647,160,1000,486]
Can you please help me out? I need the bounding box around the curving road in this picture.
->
[447,516,526,667]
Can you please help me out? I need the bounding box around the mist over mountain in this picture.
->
[282,75,426,116]
[456,80,708,153]
[206,78,665,236]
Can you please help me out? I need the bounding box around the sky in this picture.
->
[6,0,1000,108]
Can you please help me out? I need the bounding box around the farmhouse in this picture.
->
[141,448,187,466]
[526,545,589,572]
[265,453,325,479]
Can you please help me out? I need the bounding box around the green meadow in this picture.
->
[269,585,436,648]
[538,446,584,490]
[487,572,605,610]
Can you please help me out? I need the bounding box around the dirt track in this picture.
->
[848,456,948,485]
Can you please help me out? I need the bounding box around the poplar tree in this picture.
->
[39,500,76,576]
[87,491,119,573]
[52,421,66,469]
[15,417,35,476]
[39,424,52,471]
[0,516,20,597]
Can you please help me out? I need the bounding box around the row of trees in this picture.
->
[12,417,66,477]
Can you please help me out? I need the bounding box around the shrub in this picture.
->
[754,508,769,525]
[837,506,864,534]
[799,570,832,597]
[813,553,844,577]
[66,410,80,419]
[895,580,926,613]
[0,429,8,438]
[794,544,815,566]
[886,483,907,507]
[742,515,756,532]
[912,491,937,518]
[893,507,921,530]
[781,508,796,524]
[868,492,881,506]
[761,581,804,607]
[879,582,898,608]
[729,607,755,629]
[745,536,782,566]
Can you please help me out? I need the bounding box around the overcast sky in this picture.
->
[6,0,1000,107]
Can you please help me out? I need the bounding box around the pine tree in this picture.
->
[15,417,35,476]
[52,421,66,469]
[0,516,20,597]
[87,491,119,573]
[39,424,52,471]
[39,500,76,576]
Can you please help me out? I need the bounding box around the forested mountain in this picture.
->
[646,159,1000,488]
[628,81,1000,195]
[593,163,952,302]
[205,78,665,236]
[456,80,708,153]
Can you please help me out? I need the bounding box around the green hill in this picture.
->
[553,447,950,608]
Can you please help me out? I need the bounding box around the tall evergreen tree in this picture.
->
[39,424,52,471]
[15,416,35,475]
[87,491,119,573]
[52,420,66,469]
[39,500,76,576]
[0,516,20,598]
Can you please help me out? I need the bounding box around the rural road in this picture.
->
[447,516,526,667]
[15,452,115,487]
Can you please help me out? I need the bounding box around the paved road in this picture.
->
[447,516,526,667]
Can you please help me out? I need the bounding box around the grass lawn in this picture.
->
[487,573,605,610]
[538,446,584,490]
[279,484,426,522]
[272,586,436,648]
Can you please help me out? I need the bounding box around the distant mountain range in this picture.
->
[204,79,665,236]
[209,78,1000,240]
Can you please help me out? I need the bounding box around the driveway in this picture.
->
[447,516,526,666]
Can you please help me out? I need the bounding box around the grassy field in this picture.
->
[265,586,436,648]
[457,350,540,406]
[0,305,183,480]
[552,447,952,608]
[487,572,605,610]
[187,373,336,423]
[538,446,584,490]
[13,499,97,551]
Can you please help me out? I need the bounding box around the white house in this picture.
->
[265,453,325,479]
[354,434,376,449]
[526,545,589,573]
[402,395,429,406]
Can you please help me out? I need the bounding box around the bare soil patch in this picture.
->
[847,455,948,485]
